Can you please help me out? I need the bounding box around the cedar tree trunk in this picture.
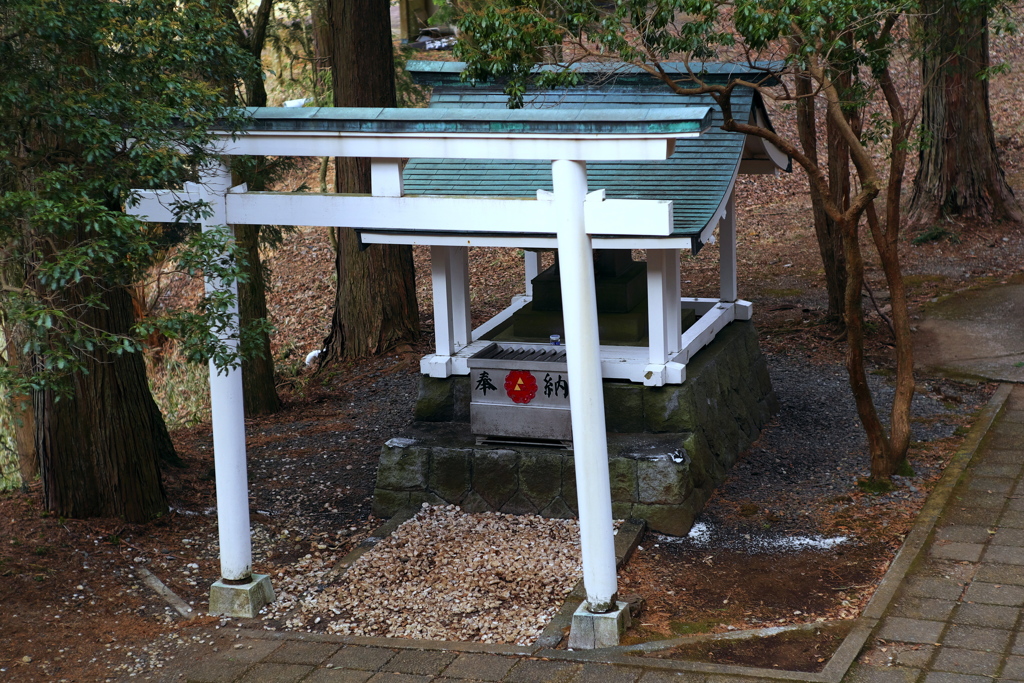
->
[14,392,36,484]
[229,0,282,416]
[3,322,38,482]
[237,223,281,415]
[35,285,172,522]
[321,0,419,361]
[907,0,1023,228]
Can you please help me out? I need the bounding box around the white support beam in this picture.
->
[720,191,738,303]
[553,159,619,617]
[645,249,682,382]
[212,131,679,162]
[584,190,673,236]
[734,299,754,321]
[129,181,244,224]
[524,251,541,297]
[227,193,550,232]
[358,232,696,251]
[427,245,456,378]
[680,297,721,315]
[450,246,471,347]
[223,192,673,237]
[199,162,255,586]
[675,302,737,364]
[370,158,404,197]
[130,189,193,223]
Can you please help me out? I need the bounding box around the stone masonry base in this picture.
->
[374,321,777,536]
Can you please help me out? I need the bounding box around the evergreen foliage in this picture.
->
[0,0,261,396]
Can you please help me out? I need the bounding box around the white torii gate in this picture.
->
[129,106,711,645]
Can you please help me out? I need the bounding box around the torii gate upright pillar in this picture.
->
[553,159,631,648]
[201,161,275,618]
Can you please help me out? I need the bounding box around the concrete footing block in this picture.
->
[208,574,275,618]
[567,600,631,649]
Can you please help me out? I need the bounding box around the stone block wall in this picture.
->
[374,320,777,536]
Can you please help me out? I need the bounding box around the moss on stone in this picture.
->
[471,449,519,509]
[428,448,471,503]
[456,491,491,513]
[562,459,578,516]
[519,452,565,510]
[500,491,539,515]
[608,457,638,502]
[643,385,699,433]
[376,446,428,491]
[630,502,696,536]
[612,501,633,520]
[637,458,693,504]
[372,488,411,518]
[414,376,455,422]
[540,496,575,519]
[604,382,644,432]
[408,491,445,508]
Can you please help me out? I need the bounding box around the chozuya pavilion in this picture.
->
[128,61,787,648]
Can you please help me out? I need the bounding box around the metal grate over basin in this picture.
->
[470,344,567,367]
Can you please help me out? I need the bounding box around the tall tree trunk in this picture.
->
[36,286,171,522]
[237,224,281,415]
[839,213,894,480]
[869,65,916,476]
[9,327,37,483]
[229,0,282,416]
[907,0,1023,228]
[795,73,846,323]
[13,391,36,484]
[312,2,333,103]
[243,0,274,107]
[3,311,38,484]
[321,0,419,361]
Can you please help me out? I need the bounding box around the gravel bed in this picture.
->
[754,350,982,495]
[684,348,992,545]
[263,505,585,645]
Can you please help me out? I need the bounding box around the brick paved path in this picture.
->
[152,384,1023,683]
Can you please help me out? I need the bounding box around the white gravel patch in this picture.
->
[655,521,849,554]
[265,504,585,645]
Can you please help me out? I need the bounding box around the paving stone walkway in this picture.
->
[149,384,1024,683]
[843,383,1024,683]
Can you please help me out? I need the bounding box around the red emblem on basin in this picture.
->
[504,370,538,404]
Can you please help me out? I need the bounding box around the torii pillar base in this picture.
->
[568,601,631,649]
[209,574,275,618]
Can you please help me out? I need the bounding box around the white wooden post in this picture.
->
[370,158,404,197]
[450,246,472,348]
[720,191,738,303]
[200,161,253,583]
[524,250,541,297]
[427,245,472,377]
[646,249,682,382]
[552,159,618,613]
[428,245,455,377]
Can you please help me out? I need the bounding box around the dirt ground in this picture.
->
[644,621,852,673]
[4,22,1024,682]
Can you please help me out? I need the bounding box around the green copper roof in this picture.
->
[402,63,788,246]
[406,60,783,88]
[236,106,712,135]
